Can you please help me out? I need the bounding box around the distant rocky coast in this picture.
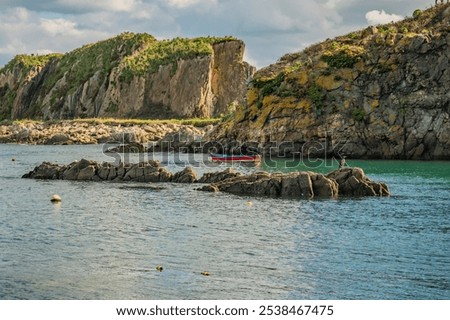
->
[0,120,209,150]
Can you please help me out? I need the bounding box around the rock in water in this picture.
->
[172,167,197,183]
[23,160,389,199]
[197,168,242,183]
[198,167,389,198]
[326,167,390,197]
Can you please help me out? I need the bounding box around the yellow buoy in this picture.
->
[50,194,62,203]
[246,201,253,207]
[201,271,210,276]
[156,265,163,272]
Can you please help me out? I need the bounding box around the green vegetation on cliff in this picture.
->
[120,36,237,82]
[1,33,237,90]
[43,32,156,94]
[224,3,450,128]
[0,32,241,121]
[0,53,62,76]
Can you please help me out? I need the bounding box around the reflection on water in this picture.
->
[0,144,449,299]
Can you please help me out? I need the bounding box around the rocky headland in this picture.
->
[23,159,389,199]
[0,34,254,120]
[206,4,450,160]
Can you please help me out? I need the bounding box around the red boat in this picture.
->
[209,153,261,163]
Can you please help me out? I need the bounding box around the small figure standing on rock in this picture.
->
[339,156,347,169]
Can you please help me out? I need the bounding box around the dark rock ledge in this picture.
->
[22,159,390,199]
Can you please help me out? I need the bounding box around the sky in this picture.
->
[0,0,438,69]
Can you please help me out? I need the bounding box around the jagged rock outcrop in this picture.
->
[197,168,242,183]
[326,167,390,197]
[172,167,198,183]
[23,160,389,199]
[22,159,174,182]
[198,167,388,198]
[0,33,255,120]
[207,4,450,160]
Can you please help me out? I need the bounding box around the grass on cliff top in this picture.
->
[119,36,238,81]
[274,3,450,77]
[0,53,63,75]
[1,32,238,91]
[42,32,156,94]
[3,117,221,127]
[246,3,450,109]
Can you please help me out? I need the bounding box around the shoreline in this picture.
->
[1,119,449,160]
[0,118,212,146]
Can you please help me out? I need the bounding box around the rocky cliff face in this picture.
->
[208,4,450,160]
[0,33,254,120]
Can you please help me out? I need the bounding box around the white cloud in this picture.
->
[55,0,137,12]
[166,0,217,9]
[40,18,80,37]
[0,6,109,61]
[13,6,30,21]
[0,0,436,69]
[365,10,403,25]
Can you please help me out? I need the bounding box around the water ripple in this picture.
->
[0,144,449,299]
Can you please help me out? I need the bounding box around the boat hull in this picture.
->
[209,153,261,163]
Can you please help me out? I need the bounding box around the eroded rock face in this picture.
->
[172,167,198,183]
[197,168,242,184]
[23,159,173,183]
[206,5,450,160]
[326,167,390,197]
[198,167,387,198]
[0,36,255,120]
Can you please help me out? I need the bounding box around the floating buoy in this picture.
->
[50,194,62,203]
[246,201,253,207]
[11,158,16,162]
[156,265,164,272]
[201,271,210,276]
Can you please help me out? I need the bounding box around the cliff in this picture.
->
[208,4,450,160]
[0,33,255,120]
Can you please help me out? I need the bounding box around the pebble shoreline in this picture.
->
[0,121,209,146]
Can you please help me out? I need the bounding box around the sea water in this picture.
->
[0,144,449,299]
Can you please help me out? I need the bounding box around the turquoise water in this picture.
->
[0,144,449,299]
